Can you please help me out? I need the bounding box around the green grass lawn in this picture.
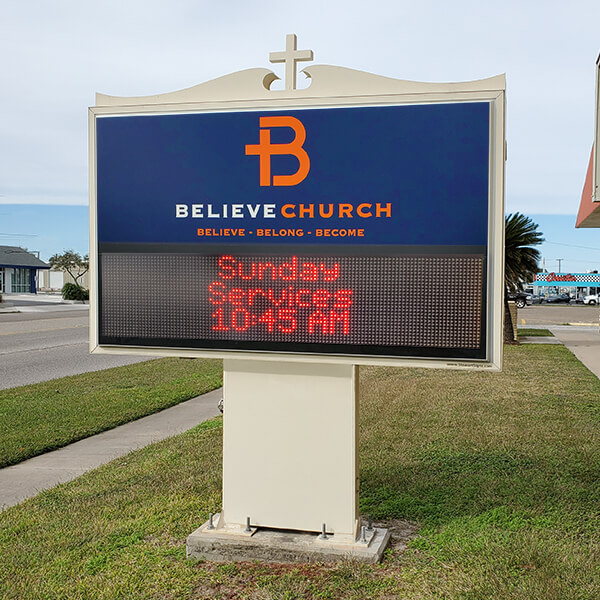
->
[0,358,222,468]
[1,345,599,599]
[517,328,554,337]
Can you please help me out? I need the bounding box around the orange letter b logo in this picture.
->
[245,116,310,186]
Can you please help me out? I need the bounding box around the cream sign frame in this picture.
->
[89,62,506,372]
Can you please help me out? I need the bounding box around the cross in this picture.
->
[269,34,313,91]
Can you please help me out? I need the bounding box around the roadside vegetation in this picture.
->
[504,213,544,343]
[0,358,222,468]
[1,344,599,599]
[517,328,554,337]
[48,249,90,300]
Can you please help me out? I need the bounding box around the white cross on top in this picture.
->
[269,34,313,91]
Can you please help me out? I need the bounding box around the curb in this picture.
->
[0,304,20,314]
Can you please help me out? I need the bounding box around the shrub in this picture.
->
[61,283,89,301]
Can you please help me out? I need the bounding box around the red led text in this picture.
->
[208,256,354,338]
[217,255,340,282]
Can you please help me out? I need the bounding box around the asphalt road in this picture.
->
[516,303,600,327]
[0,303,151,390]
[1,295,597,390]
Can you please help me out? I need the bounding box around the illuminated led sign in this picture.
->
[91,80,505,367]
[100,251,485,358]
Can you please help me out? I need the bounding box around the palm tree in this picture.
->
[504,213,544,343]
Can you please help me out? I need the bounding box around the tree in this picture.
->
[49,250,89,288]
[504,213,544,343]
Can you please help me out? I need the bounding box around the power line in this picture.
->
[544,241,600,251]
[0,232,38,238]
[550,259,600,265]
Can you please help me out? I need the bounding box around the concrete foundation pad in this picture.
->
[187,517,390,564]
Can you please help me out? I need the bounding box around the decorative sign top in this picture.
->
[269,34,313,91]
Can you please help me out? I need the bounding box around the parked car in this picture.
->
[546,293,571,304]
[526,294,545,305]
[507,291,529,308]
[583,294,599,305]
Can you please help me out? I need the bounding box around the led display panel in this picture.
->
[99,251,485,358]
[93,100,498,363]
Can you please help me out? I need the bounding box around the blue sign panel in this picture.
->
[95,101,491,360]
[96,103,490,247]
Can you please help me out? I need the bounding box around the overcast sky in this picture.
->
[1,0,599,267]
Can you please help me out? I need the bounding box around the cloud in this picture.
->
[0,195,87,206]
[1,0,599,216]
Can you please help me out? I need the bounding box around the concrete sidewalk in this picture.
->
[0,387,222,511]
[2,326,598,512]
[0,296,89,314]
[549,326,600,379]
[520,325,600,379]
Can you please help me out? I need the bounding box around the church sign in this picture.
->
[90,37,506,369]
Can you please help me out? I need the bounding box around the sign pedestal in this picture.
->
[186,360,391,562]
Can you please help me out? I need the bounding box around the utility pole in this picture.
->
[557,258,563,273]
